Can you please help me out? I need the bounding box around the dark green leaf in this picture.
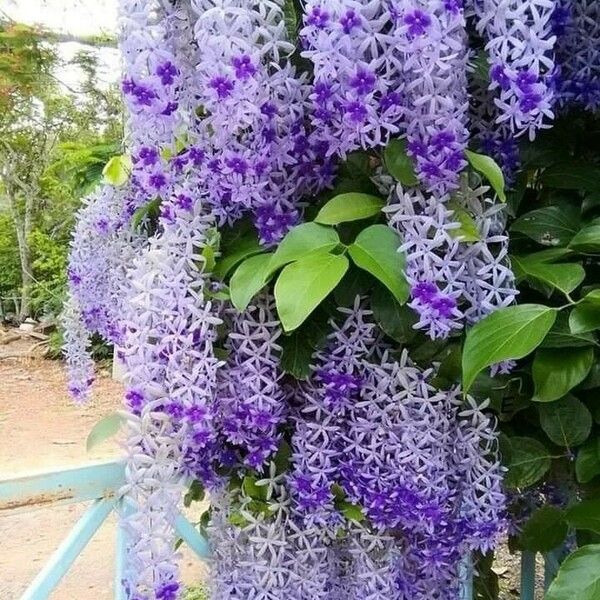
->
[532,348,594,402]
[371,285,418,344]
[266,223,340,277]
[279,330,314,379]
[347,224,409,304]
[384,138,418,186]
[275,253,349,331]
[184,480,205,507]
[545,544,600,600]
[576,439,600,484]
[131,197,161,232]
[541,312,596,348]
[566,500,600,534]
[520,506,568,552]
[569,224,600,253]
[541,162,600,193]
[333,268,372,307]
[229,253,272,312]
[512,256,585,296]
[514,248,574,264]
[511,206,581,247]
[314,193,384,225]
[473,552,500,600]
[272,441,292,475]
[466,149,506,202]
[86,412,124,452]
[504,436,552,489]
[539,396,592,446]
[462,304,557,393]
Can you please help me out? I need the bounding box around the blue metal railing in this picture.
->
[0,461,210,600]
[0,461,558,599]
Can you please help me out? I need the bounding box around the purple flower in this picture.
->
[404,9,432,37]
[156,61,178,86]
[208,75,235,99]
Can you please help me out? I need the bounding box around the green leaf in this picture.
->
[566,500,600,534]
[570,305,600,334]
[266,223,340,278]
[514,248,574,264]
[512,256,585,296]
[272,440,292,475]
[511,206,581,247]
[473,551,500,600]
[545,544,600,600]
[102,154,131,187]
[282,0,298,42]
[465,149,506,202]
[462,304,557,393]
[569,224,600,253]
[339,501,365,523]
[314,193,384,225]
[279,330,314,379]
[333,268,372,307]
[541,312,596,348]
[384,138,418,186]
[229,253,272,312]
[371,285,418,344]
[504,436,552,489]
[347,224,409,305]
[448,200,480,242]
[242,476,268,501]
[539,396,592,446]
[184,480,205,507]
[213,234,263,280]
[86,412,124,452]
[532,348,594,402]
[576,439,600,484]
[275,253,349,331]
[520,506,568,552]
[131,197,161,231]
[541,162,600,193]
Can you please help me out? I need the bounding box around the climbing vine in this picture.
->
[63,1,600,599]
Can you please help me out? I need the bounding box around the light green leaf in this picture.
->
[339,501,365,523]
[511,206,581,247]
[275,253,349,331]
[466,149,506,202]
[266,223,340,277]
[520,506,568,552]
[314,193,384,225]
[566,499,600,534]
[213,233,263,280]
[576,439,600,483]
[86,412,124,452]
[347,224,409,305]
[569,224,600,253]
[539,396,592,446]
[504,436,552,489]
[462,304,557,393]
[448,200,480,242]
[532,348,594,402]
[229,253,272,312]
[545,544,600,600]
[570,305,600,334]
[384,138,419,186]
[102,155,132,187]
[512,256,585,296]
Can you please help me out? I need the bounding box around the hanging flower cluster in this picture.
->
[61,0,600,599]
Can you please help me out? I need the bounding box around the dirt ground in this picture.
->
[0,334,542,599]
[0,335,206,600]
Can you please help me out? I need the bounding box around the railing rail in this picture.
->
[0,461,210,600]
[0,461,559,599]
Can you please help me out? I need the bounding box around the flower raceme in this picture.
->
[62,1,600,599]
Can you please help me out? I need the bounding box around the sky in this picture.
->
[0,0,120,90]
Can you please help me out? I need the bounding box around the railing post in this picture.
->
[520,551,536,600]
[21,498,116,600]
[458,554,474,600]
[115,498,129,600]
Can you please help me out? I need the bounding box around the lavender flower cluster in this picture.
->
[61,0,600,598]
